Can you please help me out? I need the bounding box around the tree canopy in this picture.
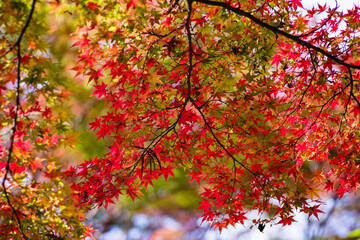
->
[1,0,360,238]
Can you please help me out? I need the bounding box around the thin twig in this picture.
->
[190,98,267,192]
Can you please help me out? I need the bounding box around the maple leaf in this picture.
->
[9,162,26,175]
[91,82,108,100]
[305,205,324,220]
[126,185,144,201]
[188,171,203,184]
[89,69,105,83]
[271,54,282,67]
[193,16,207,27]
[86,2,98,10]
[197,199,211,211]
[351,105,360,118]
[162,16,172,28]
[84,226,98,240]
[127,0,137,10]
[162,165,176,181]
[30,157,44,172]
[307,186,322,200]
[178,109,200,126]
[278,216,295,226]
[335,187,348,199]
[62,132,81,148]
[291,0,303,9]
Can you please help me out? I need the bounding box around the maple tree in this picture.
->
[2,0,360,238]
[0,0,94,239]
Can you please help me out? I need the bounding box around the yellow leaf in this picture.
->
[62,132,81,148]
[307,186,322,200]
[149,71,163,86]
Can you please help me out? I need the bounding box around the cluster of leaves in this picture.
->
[2,0,360,238]
[68,0,360,231]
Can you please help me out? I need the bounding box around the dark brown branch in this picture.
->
[1,0,37,239]
[193,0,360,69]
[185,0,193,96]
[348,67,360,108]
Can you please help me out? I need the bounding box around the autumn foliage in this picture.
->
[1,0,360,238]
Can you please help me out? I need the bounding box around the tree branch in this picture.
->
[2,0,37,239]
[193,0,360,69]
[348,67,360,108]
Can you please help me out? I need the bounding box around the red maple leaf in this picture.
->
[126,0,137,10]
[92,82,108,100]
[162,16,172,28]
[86,2,98,10]
[291,0,303,8]
[278,216,295,226]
